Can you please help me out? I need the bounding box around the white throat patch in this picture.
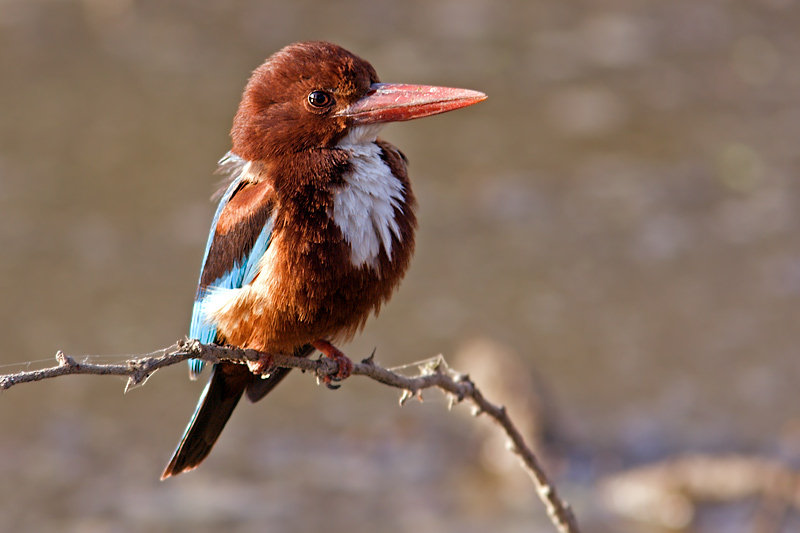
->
[332,126,405,269]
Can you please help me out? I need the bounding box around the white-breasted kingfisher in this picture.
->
[161,41,486,479]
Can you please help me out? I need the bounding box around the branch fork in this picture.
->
[0,340,580,533]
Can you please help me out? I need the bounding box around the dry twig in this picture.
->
[0,339,580,533]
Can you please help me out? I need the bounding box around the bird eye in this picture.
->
[308,91,333,108]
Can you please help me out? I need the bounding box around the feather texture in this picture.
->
[163,40,484,478]
[188,154,275,378]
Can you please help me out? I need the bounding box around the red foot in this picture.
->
[247,352,276,377]
[312,339,353,388]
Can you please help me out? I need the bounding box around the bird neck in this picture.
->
[234,128,416,273]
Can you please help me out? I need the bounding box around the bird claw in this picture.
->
[323,378,342,390]
[312,339,353,388]
[246,352,276,377]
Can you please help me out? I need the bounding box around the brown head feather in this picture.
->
[231,41,379,161]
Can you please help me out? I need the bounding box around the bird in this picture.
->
[161,41,486,479]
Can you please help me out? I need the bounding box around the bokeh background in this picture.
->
[2,0,800,531]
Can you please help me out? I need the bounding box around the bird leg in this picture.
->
[312,339,353,389]
[246,351,277,378]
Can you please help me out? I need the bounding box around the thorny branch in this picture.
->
[0,339,580,533]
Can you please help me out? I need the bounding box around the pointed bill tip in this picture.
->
[340,83,487,125]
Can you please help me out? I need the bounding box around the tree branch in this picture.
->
[0,339,580,533]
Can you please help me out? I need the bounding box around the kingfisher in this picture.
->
[161,41,486,479]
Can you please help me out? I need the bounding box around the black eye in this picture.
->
[308,91,333,108]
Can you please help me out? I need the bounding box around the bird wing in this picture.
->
[188,153,275,378]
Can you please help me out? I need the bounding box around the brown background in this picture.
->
[2,1,800,531]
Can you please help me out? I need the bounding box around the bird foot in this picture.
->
[312,340,353,389]
[246,352,276,378]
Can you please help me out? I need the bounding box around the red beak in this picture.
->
[338,83,486,125]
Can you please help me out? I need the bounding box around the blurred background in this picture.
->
[2,0,800,531]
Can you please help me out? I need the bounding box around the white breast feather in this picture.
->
[333,127,404,269]
[201,127,405,330]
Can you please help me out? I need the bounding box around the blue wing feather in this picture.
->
[188,153,273,378]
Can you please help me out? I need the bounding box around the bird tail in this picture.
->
[161,344,315,479]
[161,362,250,479]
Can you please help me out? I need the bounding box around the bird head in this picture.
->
[231,41,486,161]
